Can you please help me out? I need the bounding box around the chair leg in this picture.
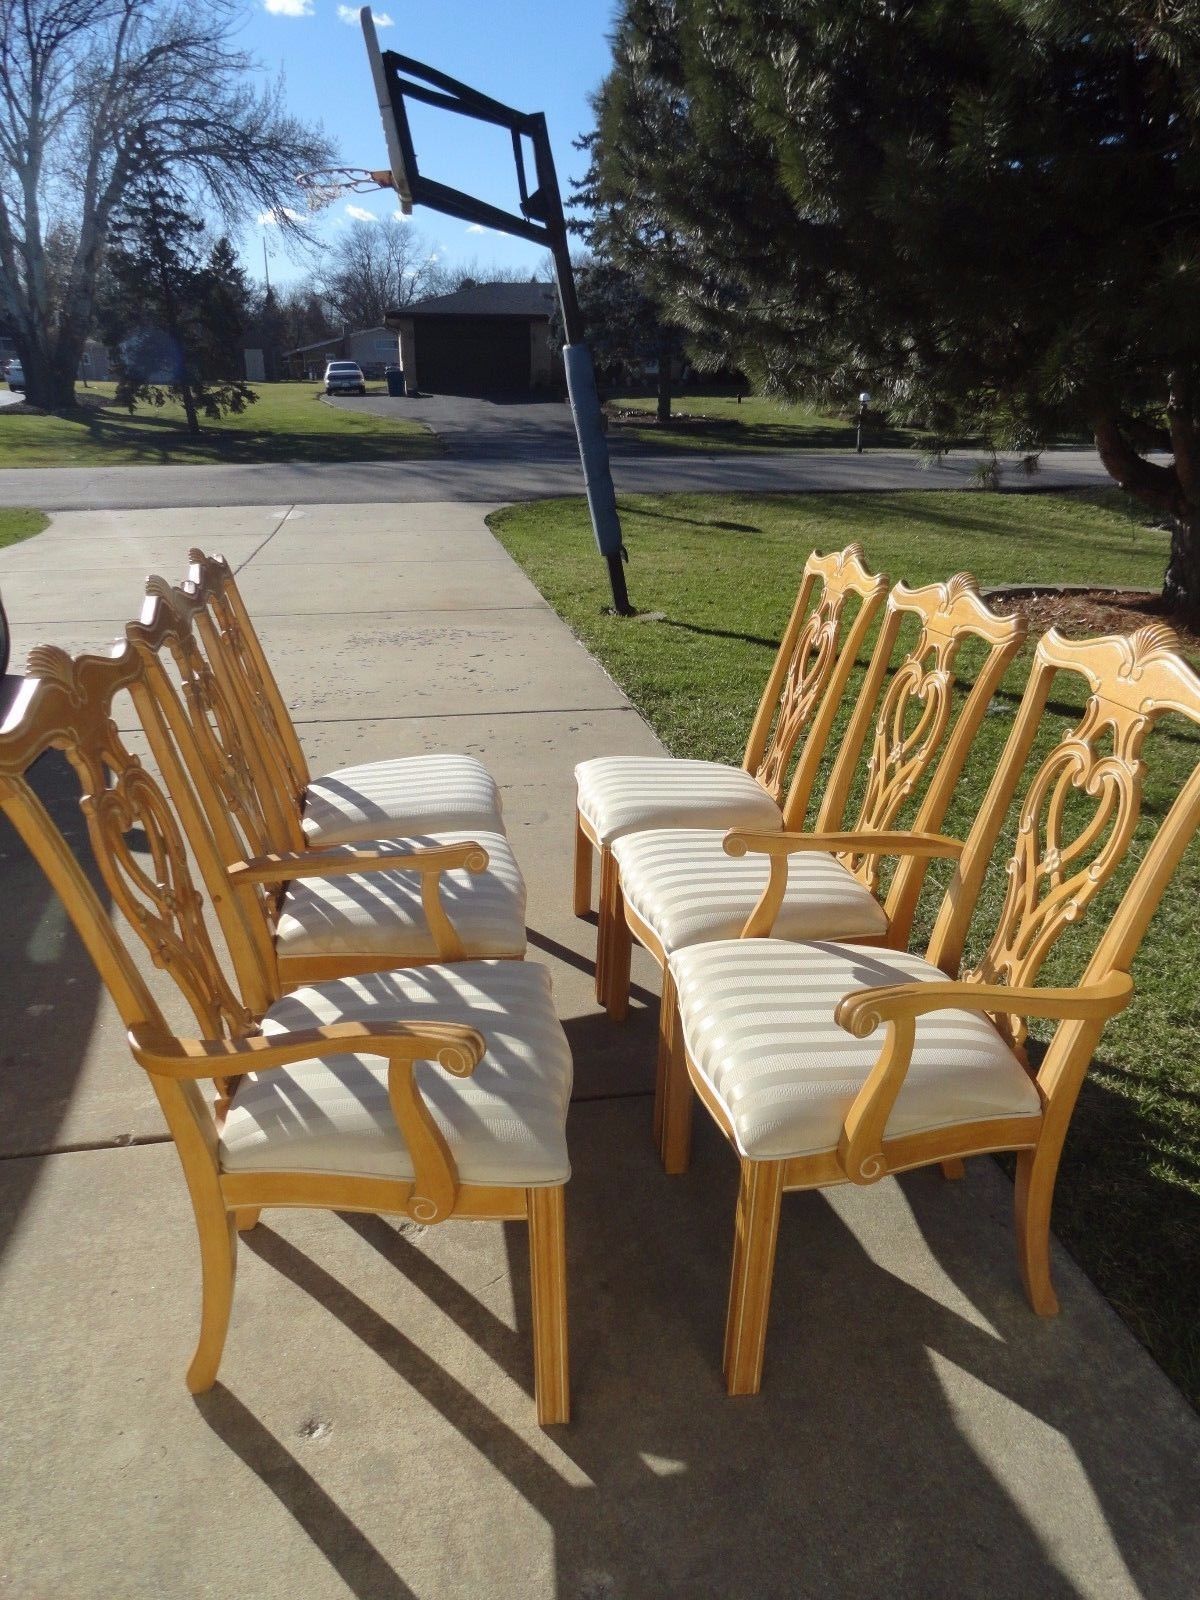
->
[527,1185,570,1426]
[595,846,618,1003]
[573,812,593,918]
[602,886,633,1021]
[655,971,694,1174]
[723,1159,785,1396]
[940,1158,965,1181]
[235,1207,262,1231]
[186,1206,238,1394]
[1014,1141,1061,1317]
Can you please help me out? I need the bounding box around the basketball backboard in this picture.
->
[361,7,414,214]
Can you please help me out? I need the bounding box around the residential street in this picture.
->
[0,432,1119,514]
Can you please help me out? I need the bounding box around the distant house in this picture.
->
[384,282,560,396]
[283,326,400,381]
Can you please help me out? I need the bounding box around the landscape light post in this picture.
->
[359,8,634,614]
[856,390,871,454]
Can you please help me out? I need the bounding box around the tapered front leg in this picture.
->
[595,846,618,1003]
[655,971,694,1174]
[527,1185,570,1426]
[573,812,593,918]
[723,1160,785,1396]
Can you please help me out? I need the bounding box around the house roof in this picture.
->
[391,281,556,322]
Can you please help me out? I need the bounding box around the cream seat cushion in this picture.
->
[575,756,783,847]
[303,754,504,847]
[220,961,572,1187]
[669,940,1042,1162]
[614,828,888,954]
[275,831,526,962]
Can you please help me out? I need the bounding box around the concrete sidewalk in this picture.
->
[0,502,1197,1600]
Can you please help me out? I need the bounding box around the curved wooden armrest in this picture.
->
[724,829,964,860]
[834,972,1134,1037]
[831,972,1133,1187]
[228,841,490,884]
[128,1018,487,1079]
[227,841,490,961]
[129,1018,488,1224]
[725,829,962,940]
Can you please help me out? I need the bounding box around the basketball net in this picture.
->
[295,167,397,214]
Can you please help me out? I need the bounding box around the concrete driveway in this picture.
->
[0,501,1198,1598]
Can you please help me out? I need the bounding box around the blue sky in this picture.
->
[239,0,617,288]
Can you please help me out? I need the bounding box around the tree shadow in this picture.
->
[0,750,109,1261]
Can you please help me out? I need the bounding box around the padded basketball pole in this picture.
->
[364,19,634,614]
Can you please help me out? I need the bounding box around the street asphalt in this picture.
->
[0,443,1118,511]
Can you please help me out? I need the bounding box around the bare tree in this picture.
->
[0,0,333,408]
[316,218,443,329]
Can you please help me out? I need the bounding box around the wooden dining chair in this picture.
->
[0,642,572,1425]
[575,544,890,1007]
[180,548,507,848]
[127,584,526,997]
[659,624,1200,1394]
[603,575,1025,1142]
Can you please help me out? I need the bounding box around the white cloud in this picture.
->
[392,209,412,222]
[264,0,313,15]
[339,5,393,22]
[257,206,306,225]
[345,203,378,222]
[466,223,490,235]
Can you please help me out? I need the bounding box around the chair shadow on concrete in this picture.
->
[194,1384,419,1600]
[204,1092,1199,1600]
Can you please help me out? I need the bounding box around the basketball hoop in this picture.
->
[295,166,396,213]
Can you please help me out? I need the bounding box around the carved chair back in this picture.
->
[925,625,1200,1091]
[125,587,285,1010]
[182,549,310,828]
[0,643,264,1134]
[741,543,889,815]
[812,573,1026,943]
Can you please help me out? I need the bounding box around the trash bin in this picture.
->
[385,366,406,397]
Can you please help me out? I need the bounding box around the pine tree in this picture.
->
[98,160,256,433]
[595,0,1200,618]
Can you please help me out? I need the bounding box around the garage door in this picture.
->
[416,318,531,395]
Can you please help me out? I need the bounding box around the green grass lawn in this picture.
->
[608,391,933,452]
[490,487,1200,1408]
[0,508,49,549]
[0,382,439,467]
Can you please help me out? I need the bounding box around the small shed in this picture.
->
[385,282,559,396]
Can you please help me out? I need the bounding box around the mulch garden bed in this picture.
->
[988,586,1200,655]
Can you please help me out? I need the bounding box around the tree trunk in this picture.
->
[656,335,673,422]
[21,341,78,410]
[1163,512,1200,625]
[178,378,201,436]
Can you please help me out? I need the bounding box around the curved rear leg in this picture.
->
[187,1207,238,1394]
[1014,1142,1061,1317]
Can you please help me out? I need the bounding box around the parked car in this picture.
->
[6,359,25,392]
[324,360,366,396]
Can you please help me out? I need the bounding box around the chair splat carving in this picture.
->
[18,644,255,1044]
[960,623,1180,1046]
[749,542,884,805]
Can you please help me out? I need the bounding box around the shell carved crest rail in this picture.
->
[28,645,256,1043]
